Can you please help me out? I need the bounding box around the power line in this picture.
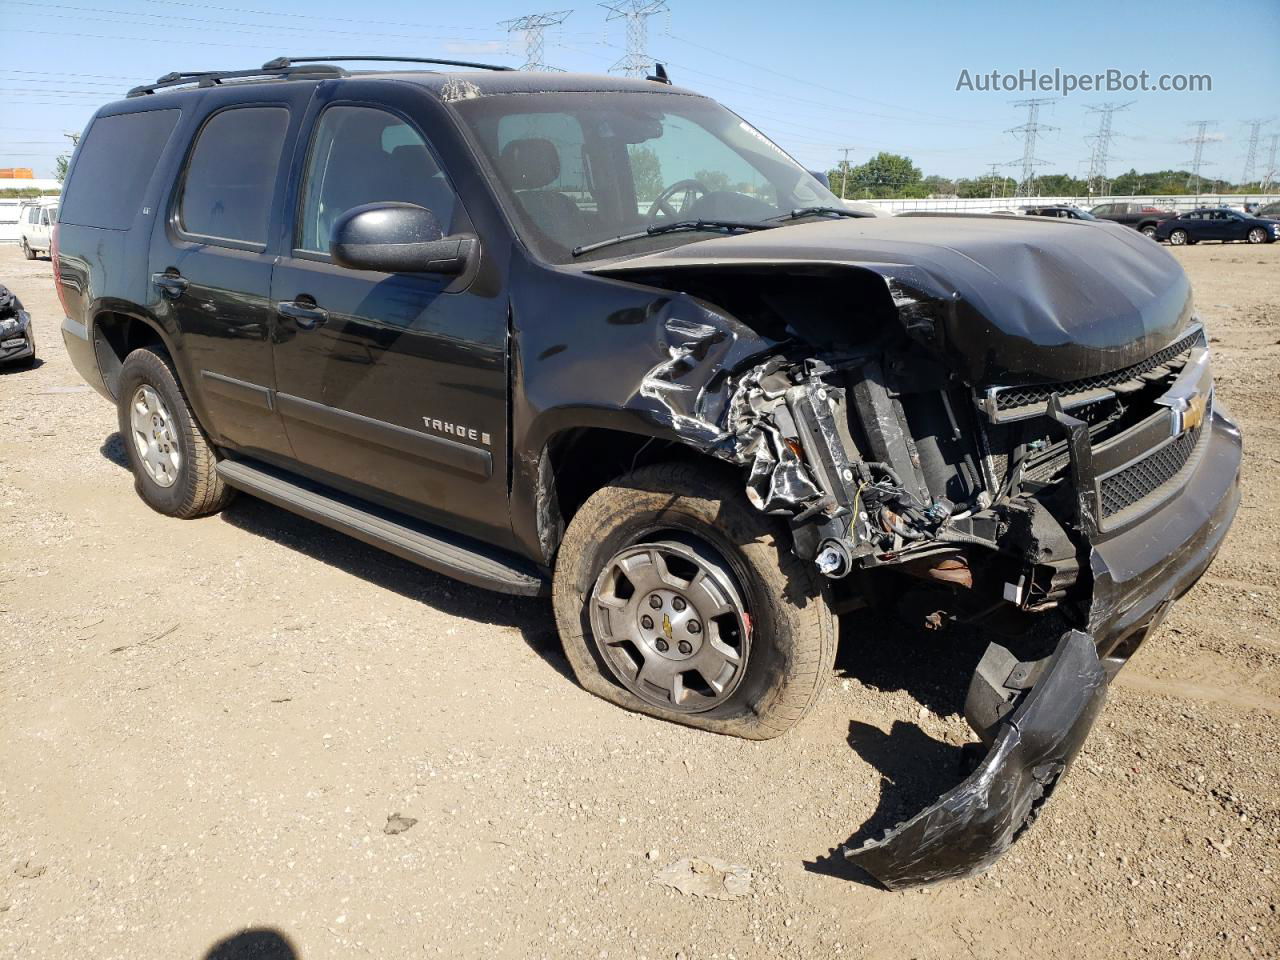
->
[0,69,147,82]
[499,10,572,71]
[0,1,520,51]
[662,35,971,126]
[1084,101,1132,197]
[600,0,667,78]
[571,35,975,128]
[1006,98,1057,197]
[135,0,509,34]
[1182,120,1214,195]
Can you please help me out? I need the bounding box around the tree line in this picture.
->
[825,152,1267,199]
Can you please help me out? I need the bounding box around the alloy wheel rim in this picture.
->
[1249,228,1265,243]
[1171,231,1186,245]
[129,384,181,488]
[589,539,751,713]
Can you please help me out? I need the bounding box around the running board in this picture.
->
[216,458,547,596]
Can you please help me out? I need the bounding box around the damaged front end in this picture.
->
[617,250,1241,888]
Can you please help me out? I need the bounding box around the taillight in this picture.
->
[51,221,71,318]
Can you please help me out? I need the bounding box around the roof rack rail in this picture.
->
[127,62,347,98]
[263,55,515,72]
[126,55,516,98]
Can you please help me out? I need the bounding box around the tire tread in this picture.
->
[552,460,836,740]
[118,346,233,519]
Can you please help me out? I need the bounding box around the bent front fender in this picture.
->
[844,630,1108,889]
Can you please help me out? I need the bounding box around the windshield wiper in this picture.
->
[774,206,868,221]
[571,219,775,257]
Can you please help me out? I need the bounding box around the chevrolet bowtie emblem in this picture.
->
[1182,390,1208,433]
[662,614,673,641]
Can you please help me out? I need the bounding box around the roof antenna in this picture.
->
[646,62,671,85]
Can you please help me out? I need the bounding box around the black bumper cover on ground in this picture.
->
[845,405,1242,889]
[846,630,1106,889]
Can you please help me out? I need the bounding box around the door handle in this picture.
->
[151,271,189,299]
[277,299,329,330]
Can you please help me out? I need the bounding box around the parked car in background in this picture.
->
[0,284,36,368]
[1255,200,1280,219]
[1153,207,1280,245]
[1089,201,1174,237]
[18,198,58,259]
[1021,205,1097,220]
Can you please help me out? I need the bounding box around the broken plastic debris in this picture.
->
[652,856,752,900]
[383,813,419,835]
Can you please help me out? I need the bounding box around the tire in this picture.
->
[116,346,234,518]
[552,461,837,740]
[1169,229,1188,246]
[20,239,34,260]
[1247,227,1268,244]
[1140,224,1157,238]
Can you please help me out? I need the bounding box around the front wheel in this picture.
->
[116,346,234,518]
[20,239,34,260]
[552,462,837,740]
[1169,229,1189,245]
[1247,227,1269,244]
[1140,224,1157,238]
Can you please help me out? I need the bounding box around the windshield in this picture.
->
[449,91,843,263]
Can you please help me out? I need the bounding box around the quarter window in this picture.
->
[180,107,289,245]
[297,106,458,254]
[60,109,180,230]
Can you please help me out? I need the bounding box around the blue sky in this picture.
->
[2,0,1277,182]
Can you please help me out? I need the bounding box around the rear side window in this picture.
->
[179,107,289,245]
[60,109,179,230]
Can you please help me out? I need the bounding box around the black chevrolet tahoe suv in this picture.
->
[57,57,1242,888]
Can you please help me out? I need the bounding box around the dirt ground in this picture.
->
[0,240,1276,960]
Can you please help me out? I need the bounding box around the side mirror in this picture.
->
[330,202,475,275]
[808,169,831,189]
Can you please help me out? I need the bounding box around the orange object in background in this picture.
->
[0,168,35,178]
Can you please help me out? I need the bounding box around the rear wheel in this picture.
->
[1169,229,1189,246]
[552,462,837,740]
[116,346,234,518]
[1247,227,1269,244]
[1140,224,1157,238]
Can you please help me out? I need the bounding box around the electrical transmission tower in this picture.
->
[499,10,573,71]
[1239,118,1268,185]
[1084,101,1132,197]
[1182,120,1214,194]
[600,0,668,78]
[1261,134,1279,192]
[1006,98,1057,197]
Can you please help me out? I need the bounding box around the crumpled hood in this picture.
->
[591,215,1195,386]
